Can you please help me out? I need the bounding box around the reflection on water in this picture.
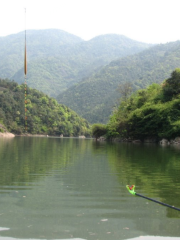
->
[0,137,180,240]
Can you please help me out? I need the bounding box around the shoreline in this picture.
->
[1,132,180,146]
[97,136,180,145]
[14,134,93,139]
[0,132,15,137]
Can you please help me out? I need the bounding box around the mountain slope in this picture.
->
[57,41,180,123]
[106,69,180,140]
[0,78,91,136]
[0,30,152,97]
[0,29,83,78]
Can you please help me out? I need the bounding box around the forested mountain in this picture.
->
[57,41,180,123]
[0,29,83,78]
[0,78,91,136]
[95,69,180,141]
[0,29,151,97]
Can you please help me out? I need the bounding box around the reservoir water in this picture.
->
[0,136,180,240]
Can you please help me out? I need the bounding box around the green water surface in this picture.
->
[0,137,179,240]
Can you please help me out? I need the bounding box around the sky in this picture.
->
[0,0,180,44]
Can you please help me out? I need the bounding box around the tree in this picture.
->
[118,82,133,101]
[162,68,180,101]
[92,124,107,140]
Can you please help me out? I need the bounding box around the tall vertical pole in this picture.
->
[24,8,27,132]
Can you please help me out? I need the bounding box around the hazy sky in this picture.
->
[1,0,180,44]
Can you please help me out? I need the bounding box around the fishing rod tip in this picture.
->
[126,185,136,195]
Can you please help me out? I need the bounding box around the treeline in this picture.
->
[92,69,180,141]
[0,78,91,136]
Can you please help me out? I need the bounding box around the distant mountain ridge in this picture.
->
[0,29,152,96]
[0,29,83,79]
[57,40,180,123]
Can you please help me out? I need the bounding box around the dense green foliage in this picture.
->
[91,123,107,139]
[58,41,180,123]
[104,69,180,140]
[0,30,151,97]
[0,78,91,136]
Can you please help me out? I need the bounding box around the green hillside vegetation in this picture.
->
[0,78,91,136]
[57,41,180,123]
[93,69,180,141]
[0,30,151,97]
[0,29,83,79]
